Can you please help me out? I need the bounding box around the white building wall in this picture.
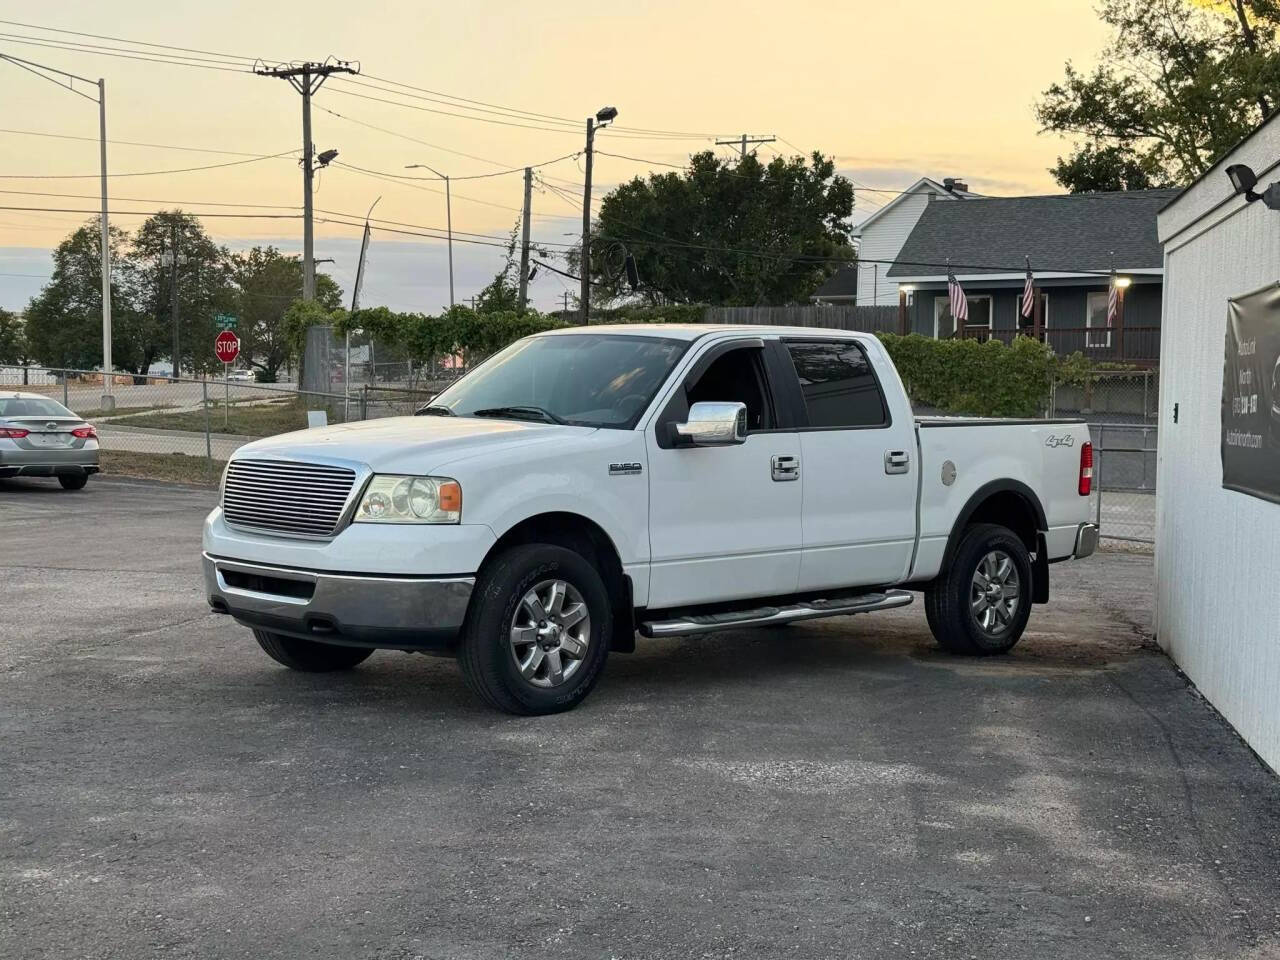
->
[855,191,937,306]
[1156,119,1280,774]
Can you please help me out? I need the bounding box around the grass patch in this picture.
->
[100,450,224,486]
[110,399,343,437]
[74,404,170,419]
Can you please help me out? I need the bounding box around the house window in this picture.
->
[1086,291,1112,347]
[934,295,992,339]
[1016,292,1049,329]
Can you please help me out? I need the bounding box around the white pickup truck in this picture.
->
[203,325,1097,714]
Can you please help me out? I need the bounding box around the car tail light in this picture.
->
[71,425,97,439]
[0,427,29,439]
[1079,441,1093,496]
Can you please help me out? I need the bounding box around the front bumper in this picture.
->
[203,552,474,650]
[1074,522,1099,559]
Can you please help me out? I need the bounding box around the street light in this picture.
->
[581,106,619,323]
[406,162,454,309]
[0,52,115,409]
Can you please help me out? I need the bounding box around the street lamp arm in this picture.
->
[0,51,98,99]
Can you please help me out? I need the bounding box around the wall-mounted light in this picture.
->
[1227,163,1280,209]
[901,285,915,294]
[1115,277,1132,289]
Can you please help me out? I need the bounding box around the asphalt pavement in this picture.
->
[2,476,1278,960]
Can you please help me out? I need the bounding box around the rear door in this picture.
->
[645,337,803,608]
[779,338,918,591]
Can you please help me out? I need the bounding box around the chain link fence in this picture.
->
[1,365,434,485]
[1050,369,1158,545]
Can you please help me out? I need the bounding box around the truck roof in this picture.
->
[540,323,871,341]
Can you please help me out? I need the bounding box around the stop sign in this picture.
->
[214,330,240,364]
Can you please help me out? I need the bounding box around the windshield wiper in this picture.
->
[472,405,566,425]
[416,404,453,416]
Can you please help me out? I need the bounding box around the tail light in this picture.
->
[0,427,29,439]
[71,425,97,440]
[1079,441,1093,496]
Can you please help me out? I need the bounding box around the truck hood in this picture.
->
[232,416,594,474]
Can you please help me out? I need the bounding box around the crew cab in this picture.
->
[203,325,1098,714]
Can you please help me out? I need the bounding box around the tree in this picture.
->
[132,211,235,377]
[1049,142,1171,192]
[23,220,146,372]
[233,247,342,382]
[1038,0,1280,190]
[0,308,26,365]
[581,150,854,306]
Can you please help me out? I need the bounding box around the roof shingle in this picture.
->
[884,189,1177,278]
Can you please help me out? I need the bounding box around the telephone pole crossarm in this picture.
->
[715,133,777,158]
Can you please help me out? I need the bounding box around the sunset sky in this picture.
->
[0,1,1113,314]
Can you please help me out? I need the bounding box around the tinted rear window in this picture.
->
[0,396,76,418]
[785,341,888,428]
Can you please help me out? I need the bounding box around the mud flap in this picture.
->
[1032,536,1050,604]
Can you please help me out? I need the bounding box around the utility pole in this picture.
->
[518,167,533,312]
[165,222,181,379]
[255,59,357,300]
[715,134,777,158]
[563,291,570,315]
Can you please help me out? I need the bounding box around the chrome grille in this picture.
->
[222,459,357,538]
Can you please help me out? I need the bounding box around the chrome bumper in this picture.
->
[203,552,474,649]
[1074,522,1099,559]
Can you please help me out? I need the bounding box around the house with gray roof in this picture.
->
[887,189,1175,363]
[813,177,979,306]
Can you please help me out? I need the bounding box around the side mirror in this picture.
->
[674,401,748,446]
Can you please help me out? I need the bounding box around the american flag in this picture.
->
[947,268,969,323]
[1107,268,1119,325]
[1021,257,1035,320]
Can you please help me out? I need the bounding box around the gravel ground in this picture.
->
[2,475,1278,960]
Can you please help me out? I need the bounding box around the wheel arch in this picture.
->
[942,480,1046,572]
[477,511,635,652]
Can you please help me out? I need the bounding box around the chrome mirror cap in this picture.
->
[674,401,748,446]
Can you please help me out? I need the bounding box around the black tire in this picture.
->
[58,473,88,490]
[458,544,612,716]
[252,629,374,672]
[924,523,1033,656]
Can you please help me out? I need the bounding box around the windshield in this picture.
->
[0,396,77,418]
[429,333,688,428]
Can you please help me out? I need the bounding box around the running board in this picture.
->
[638,589,914,638]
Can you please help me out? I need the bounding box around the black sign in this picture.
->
[1222,283,1280,503]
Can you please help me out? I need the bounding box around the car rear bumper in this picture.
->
[202,552,474,650]
[0,446,99,478]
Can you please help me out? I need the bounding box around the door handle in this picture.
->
[884,450,910,475]
[771,454,800,481]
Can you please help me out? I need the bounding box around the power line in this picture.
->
[0,34,251,73]
[0,18,262,63]
[0,204,303,219]
[0,127,292,157]
[335,152,580,182]
[0,187,299,209]
[0,150,297,179]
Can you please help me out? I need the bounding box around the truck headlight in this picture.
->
[354,475,462,524]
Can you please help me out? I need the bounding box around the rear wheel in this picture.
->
[925,523,1033,656]
[58,473,88,490]
[459,544,611,715]
[252,629,374,672]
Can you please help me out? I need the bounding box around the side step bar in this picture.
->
[639,589,914,638]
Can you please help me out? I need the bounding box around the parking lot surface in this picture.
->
[2,477,1279,960]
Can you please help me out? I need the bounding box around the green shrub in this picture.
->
[876,333,1056,418]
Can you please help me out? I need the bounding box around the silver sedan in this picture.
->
[0,392,100,490]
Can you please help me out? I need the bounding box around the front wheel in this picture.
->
[924,523,1033,656]
[253,629,374,672]
[459,544,611,715]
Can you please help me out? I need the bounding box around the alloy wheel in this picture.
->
[970,550,1020,635]
[509,579,592,688]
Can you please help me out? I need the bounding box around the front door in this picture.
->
[781,338,918,591]
[645,339,802,609]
